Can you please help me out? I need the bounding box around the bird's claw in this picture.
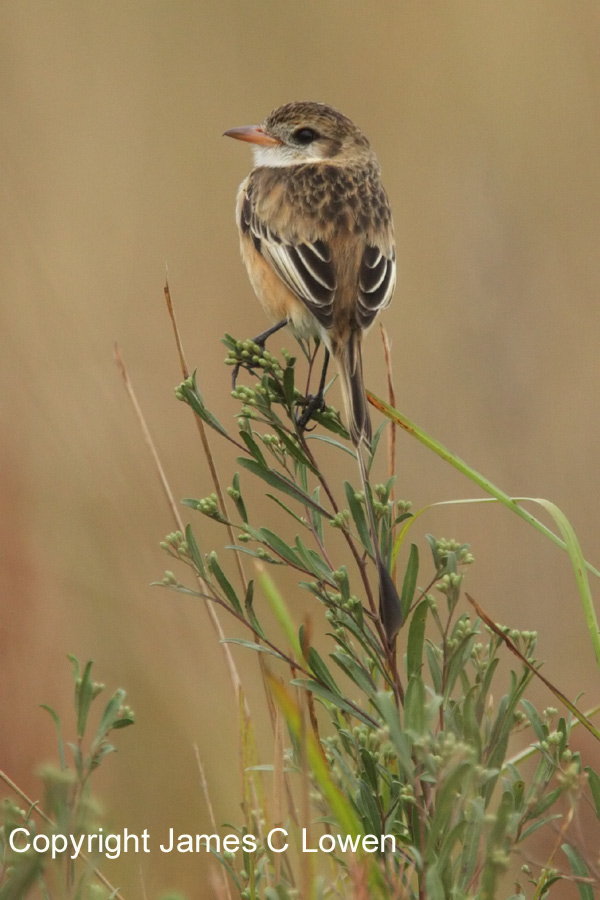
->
[295,393,326,432]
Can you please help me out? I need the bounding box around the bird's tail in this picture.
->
[335,330,372,451]
[336,331,403,645]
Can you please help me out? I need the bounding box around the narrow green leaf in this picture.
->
[458,798,485,888]
[178,372,230,438]
[426,533,441,570]
[436,820,467,876]
[282,361,296,409]
[521,698,548,744]
[557,716,568,756]
[294,536,334,581]
[292,679,374,727]
[356,779,381,834]
[311,485,324,543]
[238,458,333,518]
[310,404,350,440]
[478,656,500,719]
[68,653,80,682]
[443,631,478,699]
[404,673,426,736]
[297,456,310,492]
[425,643,442,695]
[305,433,357,458]
[70,740,83,778]
[208,554,243,614]
[40,704,66,770]
[373,690,414,779]
[359,749,379,794]
[328,612,388,673]
[258,528,305,569]
[222,639,287,661]
[335,566,350,603]
[265,493,309,529]
[424,864,446,900]
[406,599,428,677]
[97,688,127,741]
[585,766,600,820]
[344,480,373,554]
[307,647,341,695]
[366,422,386,475]
[230,472,248,523]
[75,659,95,740]
[272,425,318,474]
[225,545,284,564]
[330,651,377,700]
[462,688,483,759]
[561,843,594,900]
[425,760,474,858]
[185,523,206,578]
[527,787,564,820]
[244,579,265,639]
[239,429,268,467]
[111,713,134,730]
[90,742,116,769]
[519,814,562,842]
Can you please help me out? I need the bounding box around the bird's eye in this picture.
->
[293,127,318,145]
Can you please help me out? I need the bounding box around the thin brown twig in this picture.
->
[164,277,248,595]
[379,325,396,503]
[194,744,232,900]
[164,291,309,822]
[164,284,303,814]
[187,581,379,727]
[116,338,270,850]
[114,343,248,713]
[139,864,149,900]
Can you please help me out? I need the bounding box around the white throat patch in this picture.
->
[252,145,323,168]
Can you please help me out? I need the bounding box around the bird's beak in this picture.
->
[223,125,282,146]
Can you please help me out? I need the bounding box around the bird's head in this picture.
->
[224,100,373,168]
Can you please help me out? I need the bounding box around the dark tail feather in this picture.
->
[338,335,403,644]
[336,331,372,450]
[357,448,403,645]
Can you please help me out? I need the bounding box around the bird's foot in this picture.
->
[295,392,326,432]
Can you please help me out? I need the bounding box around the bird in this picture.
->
[224,101,403,645]
[223,100,396,450]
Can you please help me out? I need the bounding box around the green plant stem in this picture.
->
[298,433,378,618]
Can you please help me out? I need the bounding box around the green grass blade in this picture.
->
[370,392,600,670]
[257,567,302,660]
[371,392,599,574]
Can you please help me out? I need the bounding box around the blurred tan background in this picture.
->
[1,2,600,896]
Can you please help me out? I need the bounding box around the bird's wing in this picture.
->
[241,191,336,329]
[356,244,396,330]
[241,180,395,332]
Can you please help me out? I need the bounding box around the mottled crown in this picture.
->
[263,101,372,161]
